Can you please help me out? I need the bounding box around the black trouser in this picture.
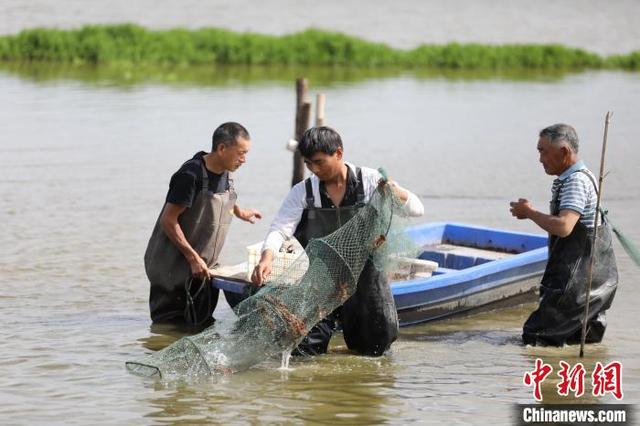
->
[292,312,339,356]
[522,221,617,346]
[293,259,399,357]
[150,277,219,327]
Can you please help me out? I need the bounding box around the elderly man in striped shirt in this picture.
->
[510,123,618,346]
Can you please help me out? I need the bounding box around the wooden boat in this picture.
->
[211,222,548,326]
[394,222,547,326]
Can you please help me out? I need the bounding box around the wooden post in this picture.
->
[292,78,310,187]
[316,93,326,127]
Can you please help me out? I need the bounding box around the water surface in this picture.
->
[1,66,639,424]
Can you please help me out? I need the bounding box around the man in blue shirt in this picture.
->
[510,123,618,346]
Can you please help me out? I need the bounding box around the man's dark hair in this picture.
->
[212,122,250,151]
[298,126,343,158]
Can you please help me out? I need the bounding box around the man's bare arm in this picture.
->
[510,198,580,237]
[160,202,211,279]
[233,204,263,224]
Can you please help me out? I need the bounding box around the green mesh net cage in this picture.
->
[126,175,418,379]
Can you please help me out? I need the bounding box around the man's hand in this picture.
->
[385,179,409,202]
[251,261,272,286]
[189,255,211,280]
[510,198,580,237]
[251,250,273,286]
[510,198,535,220]
[234,205,263,224]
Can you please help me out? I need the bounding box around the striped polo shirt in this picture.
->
[551,161,599,228]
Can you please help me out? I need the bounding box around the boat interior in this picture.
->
[419,243,514,276]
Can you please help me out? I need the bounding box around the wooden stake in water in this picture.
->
[316,93,326,127]
[580,111,612,358]
[292,78,311,187]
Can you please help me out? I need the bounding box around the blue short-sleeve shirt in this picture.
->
[550,161,598,228]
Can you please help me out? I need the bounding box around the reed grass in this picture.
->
[0,24,637,70]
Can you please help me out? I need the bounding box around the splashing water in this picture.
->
[279,351,293,370]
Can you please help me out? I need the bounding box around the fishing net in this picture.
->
[126,174,418,379]
[602,208,640,268]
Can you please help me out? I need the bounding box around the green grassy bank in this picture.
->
[0,24,638,71]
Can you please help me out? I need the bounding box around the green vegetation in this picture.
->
[607,51,640,70]
[0,24,637,71]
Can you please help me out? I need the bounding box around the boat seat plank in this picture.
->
[432,267,457,276]
[426,243,514,259]
[419,243,514,270]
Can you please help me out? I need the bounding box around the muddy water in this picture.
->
[1,66,639,424]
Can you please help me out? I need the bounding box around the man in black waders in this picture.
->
[145,122,262,327]
[251,126,424,356]
[510,123,618,346]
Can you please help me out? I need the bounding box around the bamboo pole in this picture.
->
[579,111,612,358]
[316,93,326,127]
[292,78,310,187]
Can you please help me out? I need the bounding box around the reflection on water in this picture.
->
[1,65,639,424]
[0,62,573,89]
[141,353,396,424]
[140,322,215,352]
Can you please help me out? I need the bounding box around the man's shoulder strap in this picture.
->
[576,169,598,195]
[355,167,365,206]
[304,177,315,208]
